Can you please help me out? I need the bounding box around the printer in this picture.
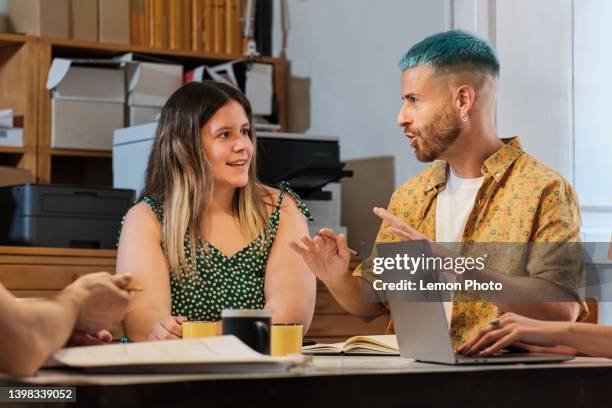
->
[113,126,352,237]
[256,132,353,236]
[0,184,134,249]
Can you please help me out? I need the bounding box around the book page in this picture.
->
[342,335,399,355]
[302,335,399,355]
[343,335,399,351]
[302,341,345,354]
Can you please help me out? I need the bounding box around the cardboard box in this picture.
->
[99,0,130,44]
[127,62,184,107]
[52,99,125,150]
[46,58,126,151]
[70,0,98,41]
[8,0,70,38]
[0,128,24,147]
[0,109,15,128]
[0,14,8,34]
[0,166,33,188]
[341,156,396,253]
[121,54,183,125]
[113,123,157,196]
[128,106,161,126]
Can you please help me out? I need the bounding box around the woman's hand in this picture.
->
[148,316,186,340]
[456,312,571,356]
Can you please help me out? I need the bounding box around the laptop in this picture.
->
[387,298,574,364]
[377,241,574,365]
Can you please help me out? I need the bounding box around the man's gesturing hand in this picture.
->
[373,207,431,242]
[289,228,351,285]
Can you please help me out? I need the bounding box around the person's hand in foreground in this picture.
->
[0,272,132,377]
[59,272,132,333]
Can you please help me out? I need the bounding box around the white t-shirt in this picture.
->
[435,166,484,326]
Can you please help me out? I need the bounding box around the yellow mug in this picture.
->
[182,321,220,339]
[271,323,303,356]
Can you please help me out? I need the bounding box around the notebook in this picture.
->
[302,335,399,355]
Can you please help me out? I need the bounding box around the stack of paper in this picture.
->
[46,335,303,374]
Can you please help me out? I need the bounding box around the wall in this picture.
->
[273,0,450,188]
[452,0,574,182]
[574,0,612,239]
[573,0,612,324]
[495,0,574,182]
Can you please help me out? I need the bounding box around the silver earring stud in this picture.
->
[461,112,468,122]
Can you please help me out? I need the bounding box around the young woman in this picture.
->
[117,81,316,341]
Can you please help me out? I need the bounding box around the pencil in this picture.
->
[126,286,144,293]
[316,233,359,256]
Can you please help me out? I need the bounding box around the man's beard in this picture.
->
[411,106,461,162]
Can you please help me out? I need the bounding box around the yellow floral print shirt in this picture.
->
[355,137,587,345]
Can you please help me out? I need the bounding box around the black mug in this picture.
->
[221,309,271,355]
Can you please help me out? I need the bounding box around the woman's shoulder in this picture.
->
[122,201,163,237]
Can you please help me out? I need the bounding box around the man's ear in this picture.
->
[454,84,476,116]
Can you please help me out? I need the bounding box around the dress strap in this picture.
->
[275,181,314,222]
[140,195,165,224]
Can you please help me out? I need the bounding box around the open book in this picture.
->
[302,335,399,355]
[45,335,304,374]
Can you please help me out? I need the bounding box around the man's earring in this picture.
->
[461,112,469,122]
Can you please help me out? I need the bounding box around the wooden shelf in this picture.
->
[0,33,33,47]
[0,146,27,154]
[0,34,283,65]
[45,36,283,64]
[0,33,288,185]
[49,149,113,159]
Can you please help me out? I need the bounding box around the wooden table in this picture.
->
[2,356,612,407]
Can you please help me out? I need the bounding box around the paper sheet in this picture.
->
[47,336,293,368]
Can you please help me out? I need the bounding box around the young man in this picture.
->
[0,272,132,377]
[291,30,586,346]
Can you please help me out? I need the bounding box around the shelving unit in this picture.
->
[0,33,288,185]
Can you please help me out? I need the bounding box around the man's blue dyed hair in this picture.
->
[399,30,499,77]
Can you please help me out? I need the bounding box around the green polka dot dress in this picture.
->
[138,182,312,322]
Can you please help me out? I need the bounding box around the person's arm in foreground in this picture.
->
[264,195,317,333]
[0,272,131,377]
[117,203,185,341]
[290,228,387,320]
[457,312,612,358]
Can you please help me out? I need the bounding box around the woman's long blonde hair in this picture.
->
[140,81,272,278]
